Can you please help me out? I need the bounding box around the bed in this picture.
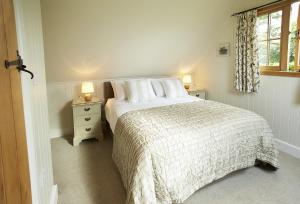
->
[105,95,200,133]
[104,80,279,204]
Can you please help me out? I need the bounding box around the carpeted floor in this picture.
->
[51,131,300,204]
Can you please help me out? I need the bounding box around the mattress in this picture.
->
[105,95,201,132]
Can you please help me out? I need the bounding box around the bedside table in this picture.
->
[72,97,103,146]
[188,89,206,100]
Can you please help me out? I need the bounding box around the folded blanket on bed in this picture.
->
[112,100,279,204]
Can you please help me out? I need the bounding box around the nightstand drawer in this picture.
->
[74,114,100,127]
[188,90,206,99]
[73,104,100,116]
[74,125,102,139]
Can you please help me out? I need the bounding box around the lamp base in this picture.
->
[84,94,92,101]
[184,84,190,90]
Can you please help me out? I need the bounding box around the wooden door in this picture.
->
[0,0,32,203]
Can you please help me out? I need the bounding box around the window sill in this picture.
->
[260,70,300,78]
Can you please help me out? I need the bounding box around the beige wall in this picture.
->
[41,0,251,82]
[42,0,300,156]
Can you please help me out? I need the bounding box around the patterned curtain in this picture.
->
[235,10,260,93]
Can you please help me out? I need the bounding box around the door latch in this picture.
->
[4,51,34,79]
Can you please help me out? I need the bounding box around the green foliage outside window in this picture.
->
[257,2,300,71]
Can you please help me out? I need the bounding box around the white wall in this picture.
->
[14,0,56,203]
[43,0,300,158]
[41,0,251,82]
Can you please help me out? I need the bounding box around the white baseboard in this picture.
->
[50,185,58,204]
[50,128,73,139]
[275,139,300,159]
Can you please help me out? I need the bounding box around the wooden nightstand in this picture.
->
[188,89,206,100]
[72,97,103,146]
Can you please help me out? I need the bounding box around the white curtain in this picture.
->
[235,10,260,93]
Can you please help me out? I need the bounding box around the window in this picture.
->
[257,0,300,77]
[257,10,282,69]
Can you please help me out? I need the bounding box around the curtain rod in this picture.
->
[231,0,283,16]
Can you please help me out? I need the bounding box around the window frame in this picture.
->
[293,3,300,69]
[257,0,300,77]
[258,6,284,71]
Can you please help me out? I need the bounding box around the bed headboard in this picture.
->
[103,81,114,103]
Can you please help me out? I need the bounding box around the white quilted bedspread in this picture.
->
[112,100,279,204]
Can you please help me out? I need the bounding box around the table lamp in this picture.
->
[182,74,192,90]
[81,81,94,101]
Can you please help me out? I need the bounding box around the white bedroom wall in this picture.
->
[41,0,244,82]
[42,0,300,157]
[13,0,56,203]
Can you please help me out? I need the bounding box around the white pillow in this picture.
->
[146,79,156,99]
[161,78,188,98]
[175,79,188,96]
[151,80,165,97]
[111,80,126,100]
[125,79,155,103]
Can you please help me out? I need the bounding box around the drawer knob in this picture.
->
[84,107,90,112]
[85,128,91,132]
[85,117,91,121]
[196,94,200,97]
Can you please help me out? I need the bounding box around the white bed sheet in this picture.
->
[105,96,201,132]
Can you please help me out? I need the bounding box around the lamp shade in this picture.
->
[81,81,94,94]
[182,74,192,84]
